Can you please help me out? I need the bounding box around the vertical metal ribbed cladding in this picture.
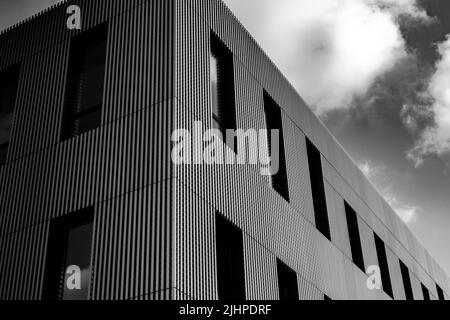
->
[0,0,174,300]
[174,0,449,299]
[1,0,449,301]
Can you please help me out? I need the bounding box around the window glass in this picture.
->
[264,91,290,202]
[43,208,94,300]
[345,202,365,272]
[374,233,393,298]
[0,65,20,164]
[62,222,94,300]
[215,212,246,300]
[277,259,299,301]
[421,283,430,300]
[210,54,219,119]
[63,24,107,140]
[399,260,414,300]
[306,138,330,239]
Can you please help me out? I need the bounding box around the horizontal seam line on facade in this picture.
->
[0,176,174,240]
[323,175,442,295]
[173,175,376,299]
[170,94,426,295]
[0,96,174,168]
[172,5,450,289]
[178,1,449,288]
[170,94,411,296]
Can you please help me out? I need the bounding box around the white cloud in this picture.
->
[384,194,420,224]
[368,0,432,22]
[356,160,419,224]
[358,160,380,179]
[407,35,450,167]
[225,0,431,115]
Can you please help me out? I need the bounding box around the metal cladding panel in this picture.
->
[386,248,406,300]
[174,0,449,299]
[283,113,316,225]
[321,151,447,297]
[0,99,173,236]
[7,41,69,162]
[233,59,272,188]
[297,275,324,300]
[2,0,174,162]
[0,0,174,300]
[411,274,424,300]
[173,181,218,300]
[358,219,379,272]
[0,222,49,300]
[0,94,174,301]
[179,0,449,296]
[92,182,173,300]
[324,181,352,260]
[346,257,390,301]
[243,235,279,300]
[0,0,146,69]
[0,0,449,300]
[172,101,381,300]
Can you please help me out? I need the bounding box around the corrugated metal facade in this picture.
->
[0,0,448,300]
[0,0,174,300]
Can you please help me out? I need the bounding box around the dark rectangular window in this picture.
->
[344,202,365,272]
[421,283,430,301]
[374,233,393,298]
[399,260,414,300]
[306,138,330,240]
[215,212,245,300]
[0,64,20,166]
[276,259,299,301]
[263,91,290,202]
[436,284,445,301]
[62,24,108,140]
[210,32,237,151]
[43,207,94,300]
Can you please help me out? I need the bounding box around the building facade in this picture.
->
[0,0,448,300]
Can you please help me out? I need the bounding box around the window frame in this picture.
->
[276,259,299,301]
[374,233,393,298]
[210,31,237,152]
[344,201,365,272]
[215,212,246,300]
[43,207,95,300]
[399,260,414,300]
[263,90,290,202]
[61,23,108,141]
[0,64,20,165]
[306,137,331,240]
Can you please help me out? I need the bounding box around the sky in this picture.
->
[0,1,449,275]
[224,0,450,275]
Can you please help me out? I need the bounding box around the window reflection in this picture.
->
[62,222,94,300]
[43,208,94,300]
[62,24,107,140]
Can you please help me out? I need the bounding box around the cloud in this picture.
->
[384,194,421,224]
[225,0,432,115]
[406,35,450,167]
[358,160,381,179]
[369,0,432,23]
[356,160,419,224]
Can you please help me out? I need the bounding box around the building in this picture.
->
[0,0,448,300]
